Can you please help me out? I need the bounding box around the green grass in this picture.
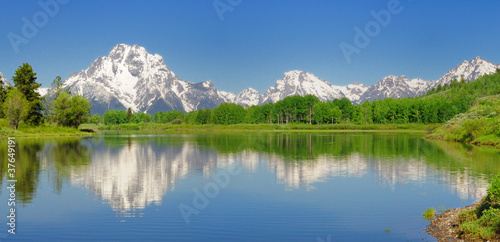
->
[423,208,436,221]
[427,95,500,149]
[89,122,437,133]
[0,119,93,137]
[457,173,500,240]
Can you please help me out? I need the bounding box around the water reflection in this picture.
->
[1,133,499,215]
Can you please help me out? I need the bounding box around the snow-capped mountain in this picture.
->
[434,57,499,87]
[218,90,236,103]
[338,82,369,103]
[359,76,433,102]
[0,72,11,88]
[51,44,498,113]
[234,88,263,107]
[64,44,229,114]
[261,70,345,104]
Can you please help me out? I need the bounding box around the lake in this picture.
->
[1,132,499,241]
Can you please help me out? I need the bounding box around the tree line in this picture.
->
[0,63,92,130]
[100,70,500,126]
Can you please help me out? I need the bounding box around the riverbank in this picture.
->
[427,173,500,241]
[426,204,477,241]
[0,125,93,138]
[80,123,439,133]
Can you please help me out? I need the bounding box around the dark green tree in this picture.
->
[12,63,44,125]
[127,107,133,122]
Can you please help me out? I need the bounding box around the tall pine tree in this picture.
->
[12,63,44,125]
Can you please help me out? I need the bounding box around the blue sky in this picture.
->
[1,0,499,94]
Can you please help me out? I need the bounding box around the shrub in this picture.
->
[171,119,182,124]
[459,172,500,240]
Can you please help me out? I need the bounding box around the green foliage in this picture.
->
[130,112,152,123]
[423,208,436,221]
[429,95,500,148]
[154,110,184,123]
[127,108,132,122]
[90,114,101,125]
[53,92,92,128]
[12,63,44,125]
[458,173,500,240]
[196,108,212,124]
[212,103,246,125]
[50,76,70,97]
[102,110,128,125]
[171,119,182,124]
[3,89,29,129]
[94,71,500,128]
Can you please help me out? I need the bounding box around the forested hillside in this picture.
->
[98,70,500,126]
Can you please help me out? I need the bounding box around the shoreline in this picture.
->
[426,204,478,241]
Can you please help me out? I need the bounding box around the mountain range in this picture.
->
[38,44,500,114]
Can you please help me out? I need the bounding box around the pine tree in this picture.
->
[127,107,133,122]
[12,63,43,125]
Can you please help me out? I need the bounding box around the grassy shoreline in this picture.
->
[0,122,441,138]
[0,119,93,138]
[80,122,438,133]
[0,126,94,138]
[427,173,500,240]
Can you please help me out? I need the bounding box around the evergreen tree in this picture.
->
[127,107,133,122]
[12,63,43,125]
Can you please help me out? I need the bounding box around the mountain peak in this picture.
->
[242,87,259,93]
[470,56,491,65]
[63,44,230,114]
[109,43,150,62]
[234,87,263,107]
[201,80,214,88]
[436,56,497,85]
[58,44,499,114]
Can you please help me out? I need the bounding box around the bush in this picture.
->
[53,92,92,128]
[171,119,182,124]
[458,172,500,240]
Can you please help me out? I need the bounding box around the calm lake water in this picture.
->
[1,132,499,241]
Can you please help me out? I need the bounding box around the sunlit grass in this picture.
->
[423,208,436,221]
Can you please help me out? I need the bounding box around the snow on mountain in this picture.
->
[64,44,228,114]
[218,90,236,103]
[37,87,49,96]
[261,70,345,104]
[0,72,11,88]
[359,75,434,102]
[434,56,498,87]
[338,82,369,104]
[234,88,263,107]
[59,44,498,113]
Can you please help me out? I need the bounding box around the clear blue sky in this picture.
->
[1,0,499,94]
